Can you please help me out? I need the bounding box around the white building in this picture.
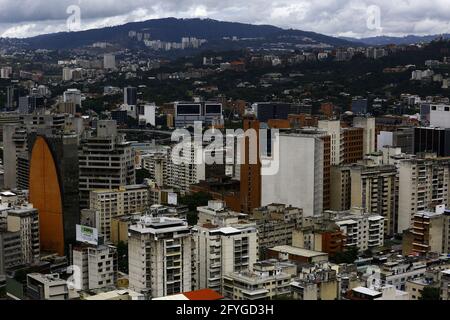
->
[330,209,384,252]
[27,273,69,300]
[128,216,192,298]
[62,67,73,81]
[63,88,82,107]
[318,120,341,165]
[103,54,116,70]
[73,244,118,291]
[193,201,258,293]
[421,103,450,128]
[138,104,156,126]
[262,131,325,216]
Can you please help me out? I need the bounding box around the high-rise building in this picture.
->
[252,102,290,123]
[123,86,137,106]
[73,244,118,290]
[174,101,223,128]
[331,209,384,252]
[128,216,192,298]
[413,127,450,157]
[353,117,376,155]
[193,202,258,293]
[63,89,82,108]
[88,184,150,241]
[78,120,135,209]
[62,67,73,81]
[28,133,80,256]
[103,54,116,70]
[240,118,261,214]
[251,204,302,258]
[410,208,450,255]
[6,207,40,264]
[398,157,450,233]
[350,164,397,235]
[262,129,327,217]
[420,103,450,128]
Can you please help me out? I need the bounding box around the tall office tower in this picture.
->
[6,86,18,110]
[350,164,398,235]
[398,157,450,233]
[262,129,327,217]
[6,207,40,264]
[193,201,258,293]
[318,120,341,165]
[28,133,80,256]
[174,101,223,128]
[103,53,116,70]
[88,185,151,241]
[413,127,450,157]
[63,88,82,108]
[79,120,135,209]
[128,216,192,298]
[2,125,27,189]
[123,86,137,106]
[240,118,261,214]
[252,102,290,123]
[0,66,12,79]
[353,117,376,156]
[72,244,118,290]
[317,120,364,165]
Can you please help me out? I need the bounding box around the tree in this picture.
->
[419,286,440,300]
[330,247,359,264]
[179,192,213,225]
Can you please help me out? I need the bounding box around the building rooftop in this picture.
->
[269,245,328,258]
[352,286,381,297]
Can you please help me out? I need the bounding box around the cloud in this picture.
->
[1,0,450,38]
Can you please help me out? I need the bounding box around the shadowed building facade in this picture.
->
[29,134,80,256]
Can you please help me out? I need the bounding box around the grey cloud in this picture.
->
[1,0,450,38]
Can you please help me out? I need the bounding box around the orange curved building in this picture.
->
[29,136,65,255]
[29,135,80,256]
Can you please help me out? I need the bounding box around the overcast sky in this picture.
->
[1,0,450,38]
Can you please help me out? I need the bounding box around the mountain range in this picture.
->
[3,18,449,52]
[6,18,358,50]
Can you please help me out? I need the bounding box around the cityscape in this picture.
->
[1,0,450,308]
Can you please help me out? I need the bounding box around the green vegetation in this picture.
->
[179,192,213,225]
[135,169,151,184]
[330,247,359,264]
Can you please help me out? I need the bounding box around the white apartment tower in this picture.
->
[128,216,192,298]
[398,157,450,233]
[261,131,325,216]
[193,201,258,293]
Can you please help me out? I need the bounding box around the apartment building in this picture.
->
[251,204,302,258]
[350,163,397,235]
[193,201,258,293]
[128,216,192,298]
[410,207,450,255]
[88,184,150,241]
[222,260,294,300]
[398,157,450,233]
[79,120,135,209]
[6,207,40,264]
[291,263,339,300]
[353,117,376,156]
[73,244,118,290]
[329,209,384,252]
